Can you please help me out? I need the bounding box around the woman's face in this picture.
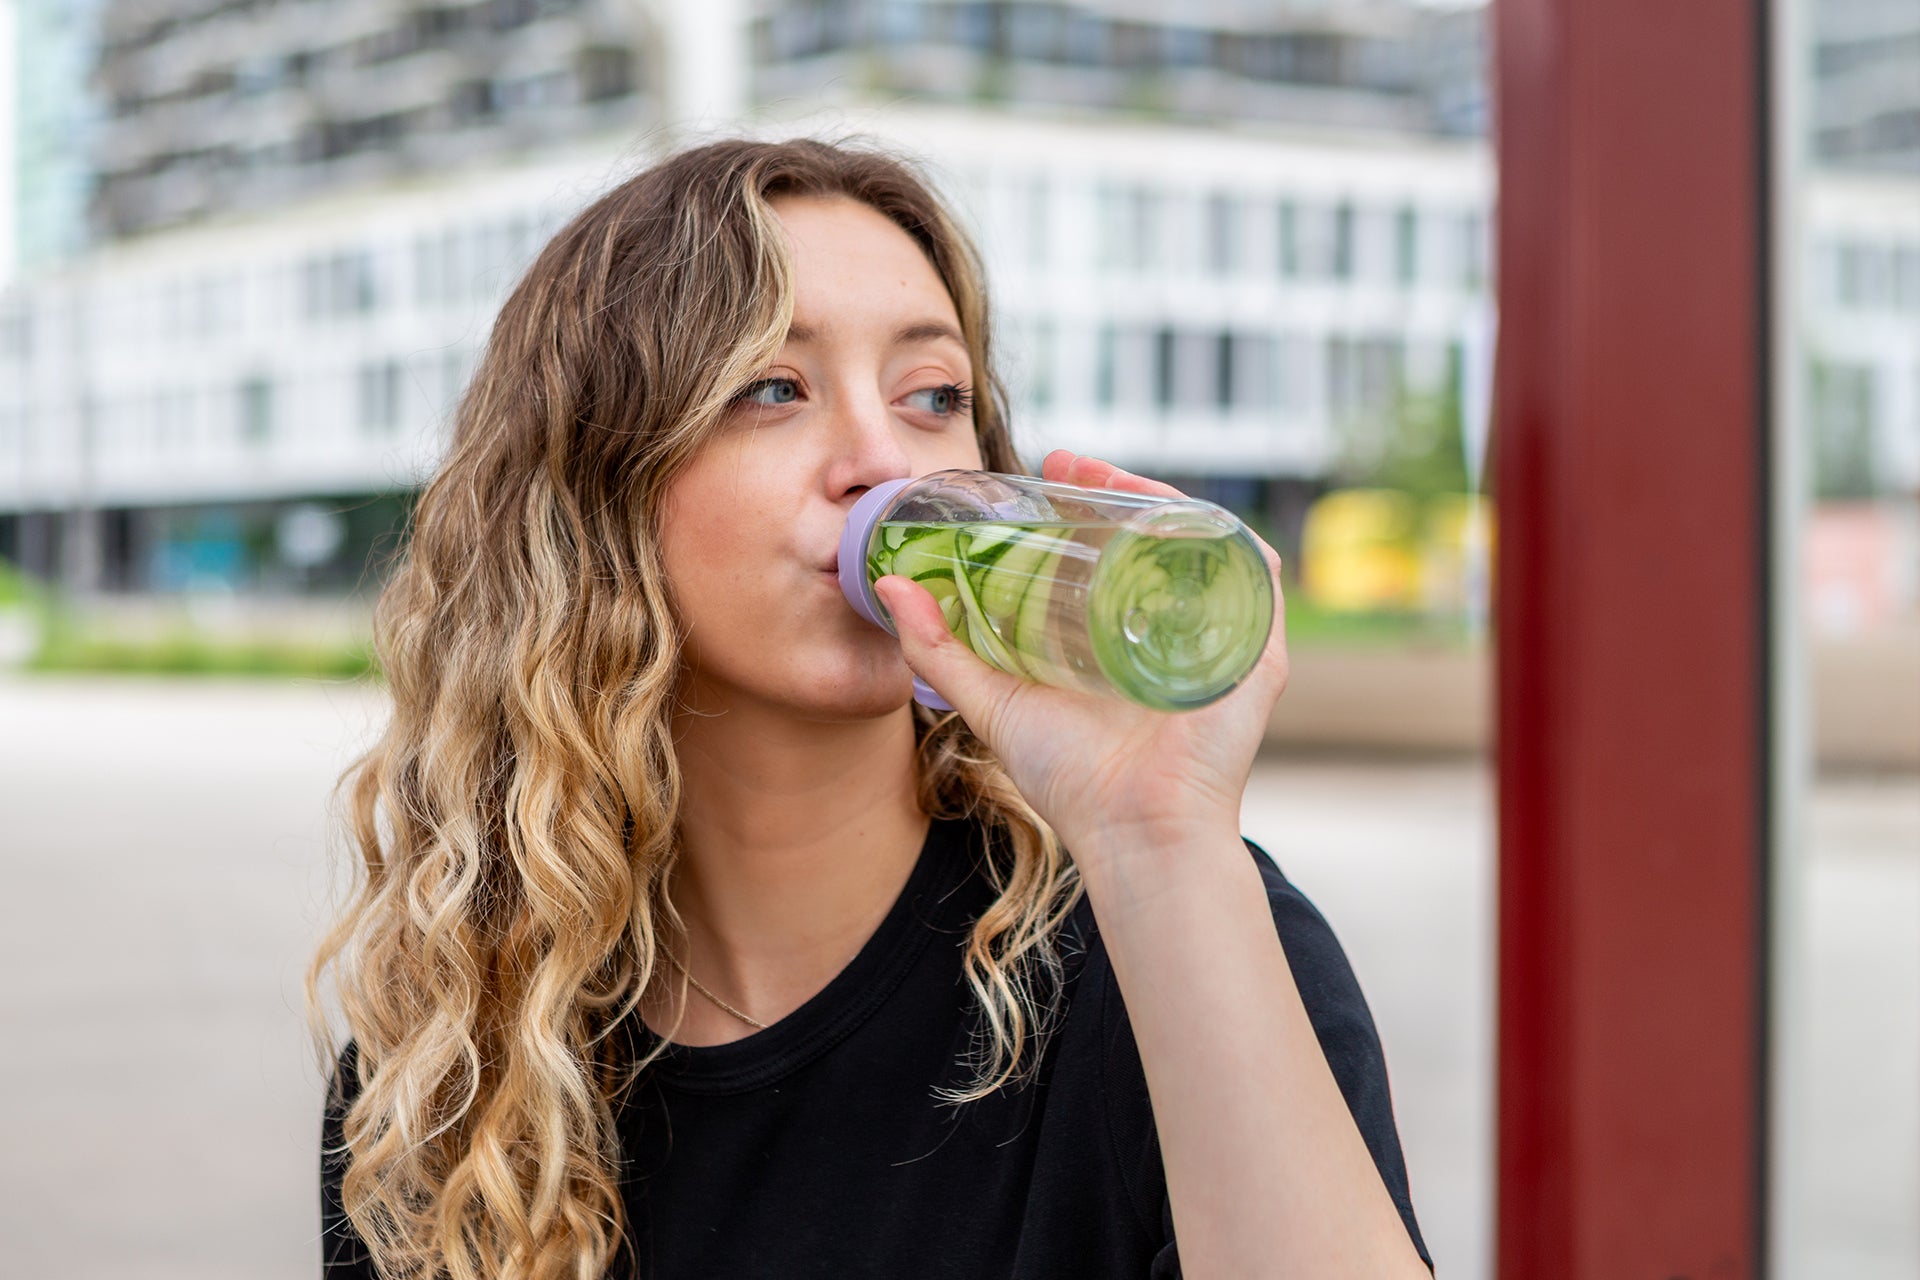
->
[660,194,986,720]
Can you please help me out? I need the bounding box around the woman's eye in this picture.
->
[905,383,975,417]
[738,378,801,407]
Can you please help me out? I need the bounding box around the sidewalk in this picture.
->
[1267,625,1920,771]
[0,676,1912,1278]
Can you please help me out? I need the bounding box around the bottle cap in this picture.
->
[836,478,953,712]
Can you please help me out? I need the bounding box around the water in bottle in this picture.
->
[836,470,1274,711]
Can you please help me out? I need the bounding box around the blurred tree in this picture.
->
[1307,360,1486,629]
[1337,360,1470,500]
[1809,356,1880,500]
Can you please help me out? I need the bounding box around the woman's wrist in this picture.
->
[1065,818,1252,919]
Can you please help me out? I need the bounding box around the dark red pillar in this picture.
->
[1492,0,1770,1276]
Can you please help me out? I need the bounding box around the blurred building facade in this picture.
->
[749,0,1486,136]
[85,0,655,241]
[0,0,1914,598]
[1814,0,1920,173]
[10,0,107,273]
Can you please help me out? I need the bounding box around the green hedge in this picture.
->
[0,558,43,610]
[1282,591,1476,652]
[24,626,380,679]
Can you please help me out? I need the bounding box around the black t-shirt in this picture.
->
[323,816,1431,1277]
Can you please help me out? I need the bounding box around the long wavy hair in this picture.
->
[306,138,1084,1280]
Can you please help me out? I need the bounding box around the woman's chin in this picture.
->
[797,657,919,721]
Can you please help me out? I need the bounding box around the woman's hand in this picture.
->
[871,450,1290,869]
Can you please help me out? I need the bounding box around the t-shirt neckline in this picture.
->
[641,815,977,1095]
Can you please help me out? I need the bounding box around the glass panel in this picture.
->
[1780,0,1920,1274]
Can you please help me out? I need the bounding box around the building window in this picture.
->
[1331,202,1356,281]
[1095,325,1117,409]
[155,388,196,449]
[1129,186,1160,270]
[1326,334,1408,426]
[349,251,378,313]
[1154,328,1176,409]
[1206,193,1238,276]
[1277,201,1299,279]
[301,257,326,320]
[1099,326,1157,411]
[161,279,187,335]
[952,2,996,52]
[877,0,925,45]
[578,44,635,102]
[1839,242,1872,309]
[1894,245,1920,313]
[1150,329,1221,412]
[358,360,404,434]
[414,233,441,306]
[1810,359,1878,498]
[239,376,274,443]
[1099,184,1161,271]
[1097,186,1126,268]
[507,214,535,268]
[1395,205,1419,286]
[0,307,29,361]
[193,274,218,335]
[442,230,466,303]
[489,0,539,32]
[1008,4,1060,59]
[1025,178,1049,271]
[1164,24,1210,68]
[1277,331,1312,413]
[1097,325,1157,411]
[303,250,379,318]
[1228,333,1277,411]
[1462,211,1489,292]
[442,347,470,413]
[450,79,497,124]
[1028,319,1055,410]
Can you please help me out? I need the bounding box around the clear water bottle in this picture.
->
[837,469,1274,712]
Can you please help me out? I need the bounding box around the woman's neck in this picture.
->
[648,696,929,1045]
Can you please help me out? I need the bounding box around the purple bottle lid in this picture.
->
[836,478,953,712]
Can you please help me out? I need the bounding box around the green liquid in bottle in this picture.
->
[868,516,1272,711]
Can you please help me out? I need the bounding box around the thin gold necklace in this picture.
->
[665,950,768,1031]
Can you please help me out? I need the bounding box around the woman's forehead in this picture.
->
[770,195,962,340]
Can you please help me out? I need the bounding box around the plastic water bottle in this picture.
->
[837,470,1274,712]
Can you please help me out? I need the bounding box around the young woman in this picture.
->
[312,138,1432,1280]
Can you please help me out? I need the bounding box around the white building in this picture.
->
[1804,170,1920,498]
[0,104,1496,590]
[1,109,1915,594]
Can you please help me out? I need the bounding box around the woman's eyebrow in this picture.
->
[892,321,966,348]
[781,320,965,348]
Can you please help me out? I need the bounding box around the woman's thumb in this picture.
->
[873,575,1021,730]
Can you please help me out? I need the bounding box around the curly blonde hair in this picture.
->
[306,138,1084,1280]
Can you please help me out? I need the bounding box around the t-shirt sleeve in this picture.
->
[1100,838,1433,1276]
[321,1040,380,1278]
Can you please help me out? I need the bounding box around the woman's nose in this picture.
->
[825,386,913,497]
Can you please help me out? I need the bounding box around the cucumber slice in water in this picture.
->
[962,522,1017,558]
[977,529,1052,619]
[1010,557,1055,660]
[947,552,1027,677]
[885,526,960,582]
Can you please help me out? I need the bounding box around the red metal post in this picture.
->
[1492,0,1769,1276]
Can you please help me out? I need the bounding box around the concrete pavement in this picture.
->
[0,676,1913,1278]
